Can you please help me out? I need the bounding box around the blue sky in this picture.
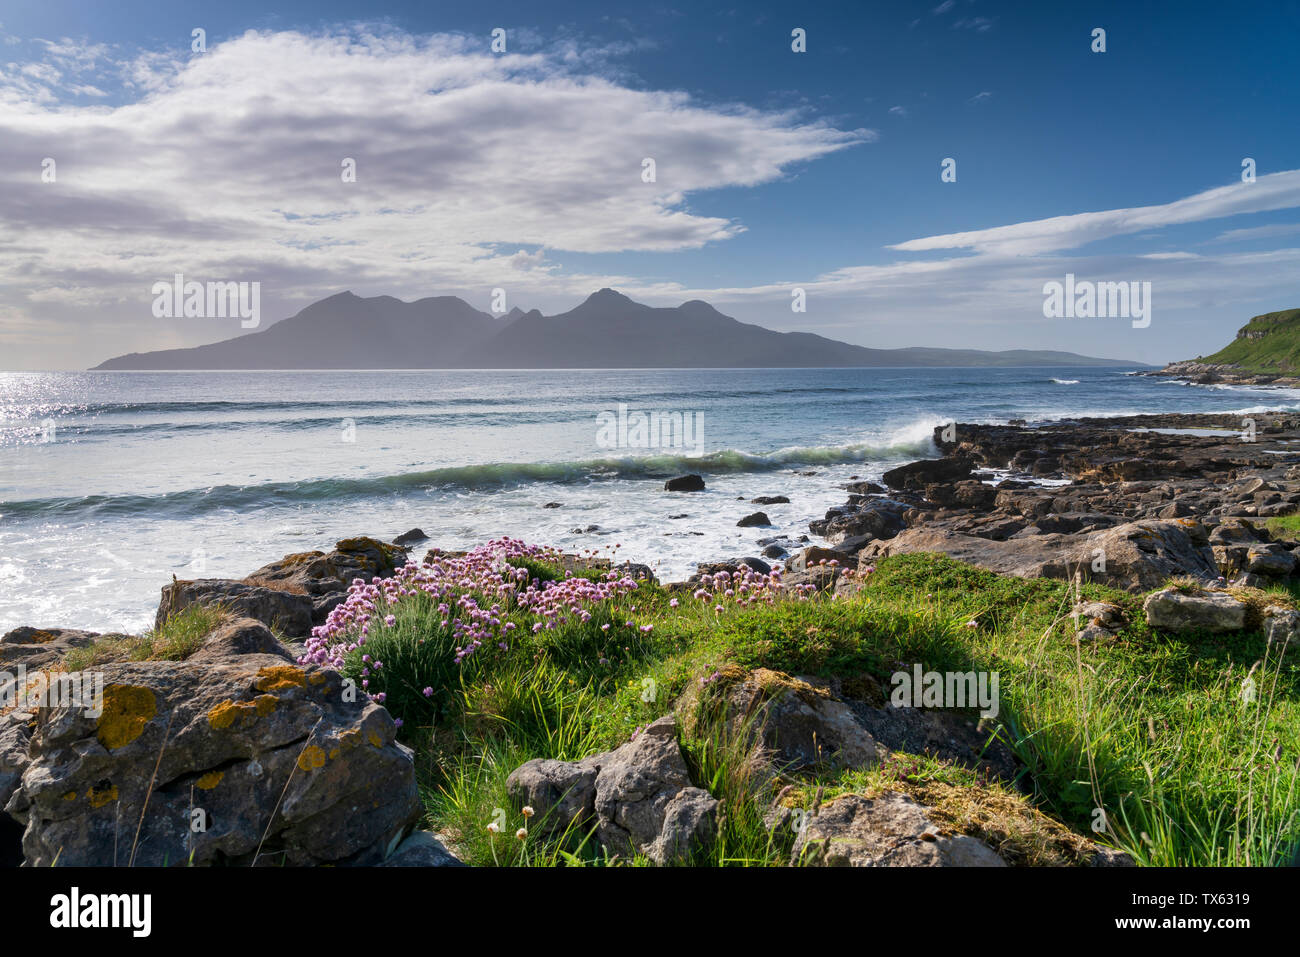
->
[1,0,1298,368]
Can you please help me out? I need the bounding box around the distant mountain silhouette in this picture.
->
[93,288,1139,369]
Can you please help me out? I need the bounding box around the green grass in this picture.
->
[63,604,230,671]
[1197,307,1300,374]
[353,552,1300,867]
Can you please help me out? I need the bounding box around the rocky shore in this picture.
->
[3,410,1298,867]
[777,411,1300,594]
[1140,361,1300,388]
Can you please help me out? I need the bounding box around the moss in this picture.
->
[95,685,157,750]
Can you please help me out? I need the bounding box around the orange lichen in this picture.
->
[195,770,224,790]
[297,745,327,771]
[62,791,76,802]
[95,685,157,750]
[308,672,327,686]
[254,665,307,692]
[207,694,278,729]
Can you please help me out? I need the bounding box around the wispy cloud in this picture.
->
[888,171,1300,256]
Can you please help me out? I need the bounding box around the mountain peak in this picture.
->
[583,287,631,305]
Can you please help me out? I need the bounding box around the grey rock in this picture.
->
[1142,587,1246,633]
[791,792,1006,867]
[380,829,465,867]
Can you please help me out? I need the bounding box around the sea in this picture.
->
[3,366,1297,634]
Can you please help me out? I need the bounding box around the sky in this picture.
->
[1,0,1298,369]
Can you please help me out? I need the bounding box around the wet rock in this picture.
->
[751,495,790,505]
[392,528,428,545]
[737,511,771,528]
[664,474,706,492]
[882,458,975,491]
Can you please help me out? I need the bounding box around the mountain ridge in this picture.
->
[93,288,1142,370]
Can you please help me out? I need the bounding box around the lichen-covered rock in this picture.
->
[0,627,101,672]
[1246,543,1296,577]
[791,792,1006,867]
[1142,587,1246,633]
[678,667,878,774]
[5,622,419,867]
[242,537,408,625]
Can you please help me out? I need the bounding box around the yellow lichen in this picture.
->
[87,785,119,808]
[207,694,278,729]
[297,745,327,771]
[195,770,224,790]
[96,685,157,750]
[254,665,307,692]
[308,672,327,686]
[367,728,384,748]
[62,791,76,802]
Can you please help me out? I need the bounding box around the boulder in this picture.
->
[737,511,771,528]
[664,474,706,492]
[1263,606,1300,648]
[592,718,716,864]
[1246,543,1296,577]
[380,830,465,867]
[505,756,600,837]
[678,667,877,774]
[881,457,974,491]
[751,495,790,505]
[0,627,100,673]
[242,537,407,625]
[789,792,1006,867]
[1142,588,1247,634]
[506,717,716,865]
[392,528,428,546]
[861,520,1219,593]
[5,626,420,866]
[810,499,910,545]
[156,580,314,637]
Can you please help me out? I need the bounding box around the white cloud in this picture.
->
[889,171,1300,256]
[0,26,871,360]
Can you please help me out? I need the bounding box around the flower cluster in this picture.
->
[298,538,640,693]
